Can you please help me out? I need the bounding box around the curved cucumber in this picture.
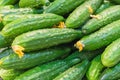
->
[0,69,23,80]
[86,55,105,80]
[44,0,85,15]
[0,46,71,69]
[14,58,80,80]
[12,28,82,57]
[99,63,120,80]
[0,0,19,6]
[0,13,64,48]
[75,19,120,51]
[54,60,89,80]
[101,38,120,67]
[65,0,102,28]
[95,0,114,14]
[19,0,49,8]
[82,5,120,34]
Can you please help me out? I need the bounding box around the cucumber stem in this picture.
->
[74,41,84,51]
[57,22,66,28]
[90,15,100,19]
[86,5,93,14]
[12,45,25,58]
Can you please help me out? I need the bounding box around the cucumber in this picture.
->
[82,5,120,34]
[14,58,80,80]
[86,55,105,80]
[75,19,120,51]
[53,60,90,80]
[95,0,114,14]
[0,48,12,59]
[0,46,71,69]
[0,0,19,6]
[0,5,14,10]
[65,0,102,28]
[99,63,120,80]
[0,13,64,48]
[101,38,120,67]
[0,69,23,80]
[44,0,85,15]
[110,0,120,4]
[19,0,49,8]
[12,28,82,58]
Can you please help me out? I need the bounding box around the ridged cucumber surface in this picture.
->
[12,28,82,57]
[101,38,120,67]
[75,19,120,51]
[65,0,103,28]
[86,55,105,80]
[99,63,120,80]
[0,46,71,69]
[44,0,85,15]
[53,60,90,80]
[14,58,80,80]
[82,5,120,34]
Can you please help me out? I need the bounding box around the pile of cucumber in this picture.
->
[0,0,120,80]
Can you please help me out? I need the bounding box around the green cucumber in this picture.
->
[101,38,120,67]
[53,60,90,80]
[0,13,64,48]
[110,0,120,4]
[19,0,49,8]
[0,69,23,80]
[95,0,114,14]
[0,5,14,10]
[12,28,82,57]
[0,0,19,6]
[0,48,12,59]
[86,55,105,80]
[82,5,120,34]
[14,58,80,80]
[44,0,85,15]
[65,0,102,28]
[75,19,120,51]
[0,46,71,69]
[99,63,120,80]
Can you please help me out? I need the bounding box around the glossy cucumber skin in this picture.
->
[77,19,120,51]
[0,69,23,80]
[54,60,90,80]
[0,46,71,69]
[95,0,114,14]
[99,63,120,80]
[0,0,19,6]
[65,0,103,28]
[0,48,12,59]
[86,55,105,80]
[82,5,120,34]
[101,38,120,67]
[44,0,85,15]
[14,58,80,80]
[12,28,82,52]
[19,0,49,8]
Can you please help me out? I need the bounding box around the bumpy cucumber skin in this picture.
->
[0,46,71,69]
[86,55,105,80]
[0,0,19,6]
[78,19,120,51]
[14,58,80,80]
[44,0,85,15]
[12,28,82,52]
[54,60,89,80]
[101,38,120,67]
[19,0,48,8]
[0,69,23,80]
[99,63,120,80]
[65,0,103,28]
[2,13,64,37]
[95,0,114,14]
[82,5,120,34]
